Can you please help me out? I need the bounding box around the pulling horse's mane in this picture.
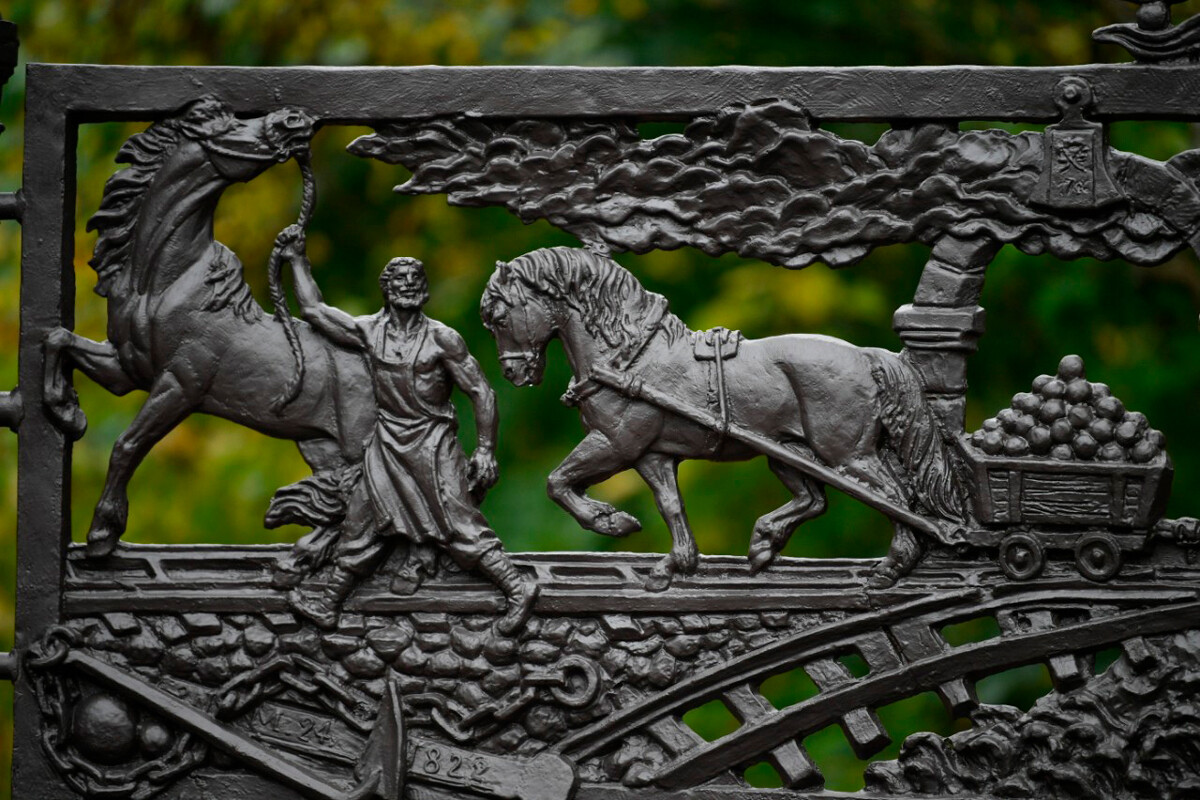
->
[86,96,237,297]
[483,246,686,355]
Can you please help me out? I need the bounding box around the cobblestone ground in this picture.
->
[57,605,849,785]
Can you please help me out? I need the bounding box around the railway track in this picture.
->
[58,543,1200,792]
[556,584,1199,789]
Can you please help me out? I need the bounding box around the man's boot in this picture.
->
[390,543,436,596]
[478,550,538,636]
[288,565,357,630]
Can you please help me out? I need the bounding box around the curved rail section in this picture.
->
[556,584,1200,790]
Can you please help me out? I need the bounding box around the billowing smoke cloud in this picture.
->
[349,99,1200,269]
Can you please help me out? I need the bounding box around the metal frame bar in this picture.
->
[24,63,1200,122]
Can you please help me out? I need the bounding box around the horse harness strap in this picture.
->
[695,327,741,452]
[561,309,667,408]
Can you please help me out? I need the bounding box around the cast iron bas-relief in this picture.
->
[275,226,538,636]
[43,96,377,557]
[349,87,1200,270]
[10,2,1200,799]
[479,246,968,592]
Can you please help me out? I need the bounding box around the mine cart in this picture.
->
[959,355,1178,582]
[958,439,1173,581]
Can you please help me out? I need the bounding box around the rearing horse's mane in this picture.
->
[86,96,237,297]
[483,246,686,355]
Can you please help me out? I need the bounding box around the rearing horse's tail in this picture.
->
[870,352,970,526]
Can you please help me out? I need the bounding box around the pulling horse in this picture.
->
[480,246,969,590]
[44,96,376,557]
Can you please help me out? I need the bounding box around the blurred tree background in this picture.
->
[2,0,1200,795]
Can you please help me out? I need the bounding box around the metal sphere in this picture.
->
[71,693,137,764]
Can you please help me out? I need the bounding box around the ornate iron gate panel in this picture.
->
[5,3,1200,799]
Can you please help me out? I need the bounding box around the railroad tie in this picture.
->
[889,620,979,717]
[1121,635,1157,673]
[803,658,891,759]
[720,684,822,789]
[644,716,739,786]
[854,631,903,671]
[999,609,1088,690]
[646,714,706,755]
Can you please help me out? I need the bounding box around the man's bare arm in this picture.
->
[277,225,366,350]
[436,326,499,494]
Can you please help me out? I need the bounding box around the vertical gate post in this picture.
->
[12,65,76,800]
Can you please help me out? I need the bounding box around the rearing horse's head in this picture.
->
[177,95,316,182]
[481,260,556,387]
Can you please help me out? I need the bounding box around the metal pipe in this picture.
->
[0,190,23,221]
[0,388,22,431]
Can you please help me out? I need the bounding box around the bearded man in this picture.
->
[277,224,537,635]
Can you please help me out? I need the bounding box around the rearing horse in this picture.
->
[481,246,969,590]
[44,96,376,556]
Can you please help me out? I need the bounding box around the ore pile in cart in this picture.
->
[960,355,1173,581]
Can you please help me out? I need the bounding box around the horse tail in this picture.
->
[268,153,316,412]
[870,351,969,526]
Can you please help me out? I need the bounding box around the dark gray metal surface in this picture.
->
[7,3,1200,799]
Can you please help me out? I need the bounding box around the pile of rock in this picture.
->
[969,355,1165,463]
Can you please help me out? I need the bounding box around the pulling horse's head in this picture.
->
[481,261,556,387]
[179,96,316,182]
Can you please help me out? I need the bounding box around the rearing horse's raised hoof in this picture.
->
[48,398,88,441]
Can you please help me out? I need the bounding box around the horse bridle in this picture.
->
[196,112,310,165]
[495,274,550,370]
[198,137,299,164]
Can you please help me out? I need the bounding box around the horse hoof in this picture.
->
[673,549,699,575]
[867,563,900,589]
[85,529,119,558]
[593,510,641,538]
[643,564,673,593]
[747,546,775,575]
[49,402,88,440]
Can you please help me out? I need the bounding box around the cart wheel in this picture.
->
[999,532,1044,581]
[1075,533,1121,582]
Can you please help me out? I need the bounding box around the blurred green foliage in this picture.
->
[3,0,1200,794]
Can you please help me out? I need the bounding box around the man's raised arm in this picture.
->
[276,224,365,350]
